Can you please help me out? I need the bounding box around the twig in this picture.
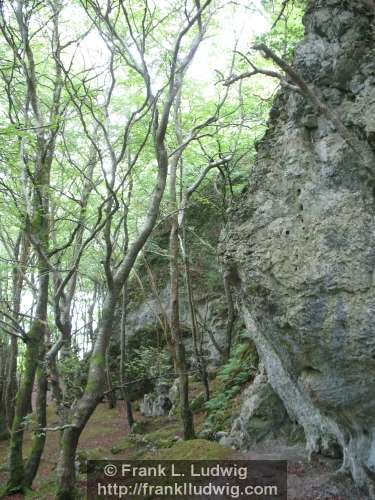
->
[271,0,290,30]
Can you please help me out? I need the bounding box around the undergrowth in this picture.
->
[203,335,258,436]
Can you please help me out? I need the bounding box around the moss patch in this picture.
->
[149,439,234,460]
[109,435,149,459]
[143,424,180,449]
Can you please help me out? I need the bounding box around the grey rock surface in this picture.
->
[125,285,234,367]
[228,364,291,450]
[221,0,375,492]
[140,379,172,417]
[168,378,179,405]
[140,393,171,417]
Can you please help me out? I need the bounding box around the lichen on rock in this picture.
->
[227,363,299,450]
[221,0,375,493]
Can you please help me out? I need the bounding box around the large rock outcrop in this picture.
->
[125,285,232,367]
[222,0,375,493]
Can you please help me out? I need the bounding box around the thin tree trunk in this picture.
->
[120,284,134,428]
[6,233,31,428]
[0,375,7,440]
[0,359,8,440]
[23,347,48,487]
[126,401,134,429]
[181,229,210,400]
[49,356,63,412]
[4,233,22,433]
[105,347,116,409]
[10,186,52,492]
[6,278,49,492]
[87,284,97,343]
[0,283,9,440]
[169,149,194,439]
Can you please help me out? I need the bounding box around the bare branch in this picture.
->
[271,0,290,30]
[252,43,375,175]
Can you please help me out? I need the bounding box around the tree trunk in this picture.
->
[2,231,30,436]
[120,284,134,428]
[6,162,51,493]
[56,290,117,499]
[6,316,48,492]
[0,326,9,440]
[0,280,9,440]
[55,426,81,500]
[105,347,116,409]
[126,401,134,429]
[169,152,194,440]
[24,352,48,487]
[181,228,210,401]
[49,356,63,413]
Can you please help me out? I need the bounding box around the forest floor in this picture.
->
[0,398,367,500]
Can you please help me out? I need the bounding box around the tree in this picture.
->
[55,1,213,497]
[0,0,67,491]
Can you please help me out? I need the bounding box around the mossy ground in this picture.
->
[150,438,234,460]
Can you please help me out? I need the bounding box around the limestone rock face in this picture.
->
[125,285,235,367]
[227,364,290,450]
[140,379,172,417]
[221,0,375,491]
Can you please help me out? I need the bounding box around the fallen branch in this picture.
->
[15,423,77,434]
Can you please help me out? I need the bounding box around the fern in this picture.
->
[202,335,258,434]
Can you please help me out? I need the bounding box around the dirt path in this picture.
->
[235,439,367,500]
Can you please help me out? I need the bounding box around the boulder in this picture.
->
[140,393,172,417]
[140,379,172,417]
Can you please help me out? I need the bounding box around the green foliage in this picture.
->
[190,392,206,413]
[257,0,306,60]
[114,346,172,401]
[125,346,171,381]
[58,354,89,403]
[203,337,258,435]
